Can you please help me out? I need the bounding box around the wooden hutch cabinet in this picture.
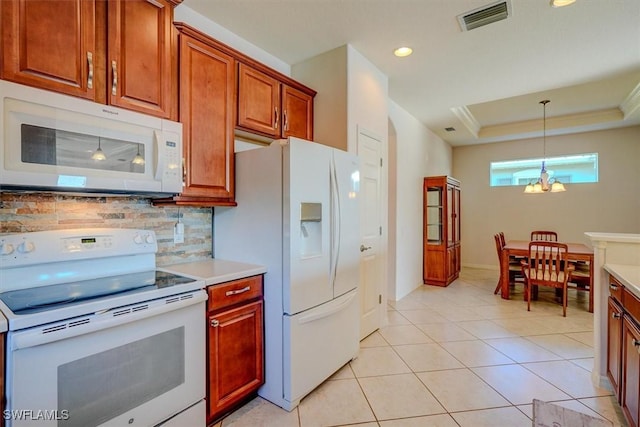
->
[423,176,461,287]
[1,0,179,119]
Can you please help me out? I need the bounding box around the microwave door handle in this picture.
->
[154,130,167,181]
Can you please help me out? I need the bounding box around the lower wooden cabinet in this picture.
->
[608,275,640,427]
[608,297,623,398]
[206,275,264,424]
[622,316,640,427]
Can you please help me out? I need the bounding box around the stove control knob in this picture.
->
[145,234,155,244]
[0,243,14,255]
[17,241,35,254]
[133,234,143,244]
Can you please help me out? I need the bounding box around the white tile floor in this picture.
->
[216,267,628,427]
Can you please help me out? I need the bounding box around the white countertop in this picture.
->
[604,264,640,299]
[586,232,640,244]
[160,258,267,286]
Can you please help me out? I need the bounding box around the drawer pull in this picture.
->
[634,339,640,347]
[609,284,618,291]
[612,313,621,320]
[210,319,219,327]
[225,286,251,296]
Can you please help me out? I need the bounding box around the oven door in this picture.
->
[5,291,206,427]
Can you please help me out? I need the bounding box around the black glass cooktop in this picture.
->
[0,270,196,315]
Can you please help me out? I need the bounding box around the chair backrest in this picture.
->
[531,230,558,241]
[494,233,503,260]
[498,232,506,247]
[524,241,571,288]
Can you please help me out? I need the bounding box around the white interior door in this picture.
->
[357,128,383,340]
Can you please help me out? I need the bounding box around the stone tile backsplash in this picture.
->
[0,192,213,266]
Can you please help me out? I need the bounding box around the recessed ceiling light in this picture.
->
[551,0,576,7]
[394,47,413,57]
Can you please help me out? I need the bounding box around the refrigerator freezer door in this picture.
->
[282,287,359,409]
[284,138,333,315]
[331,149,360,299]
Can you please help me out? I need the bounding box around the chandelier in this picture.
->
[524,100,566,194]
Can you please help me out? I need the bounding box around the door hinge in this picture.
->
[379,294,382,304]
[379,226,382,236]
[380,158,383,167]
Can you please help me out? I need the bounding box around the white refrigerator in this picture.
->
[214,137,360,410]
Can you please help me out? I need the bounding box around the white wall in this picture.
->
[453,125,640,269]
[291,46,348,150]
[174,5,290,74]
[345,46,388,154]
[388,100,453,301]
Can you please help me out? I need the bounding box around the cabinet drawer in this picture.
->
[610,276,624,304]
[623,288,640,324]
[208,275,263,312]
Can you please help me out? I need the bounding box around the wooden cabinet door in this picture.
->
[179,33,235,200]
[1,0,97,100]
[622,316,640,427]
[608,297,623,398]
[282,84,313,139]
[208,300,264,422]
[107,0,174,118]
[237,63,280,137]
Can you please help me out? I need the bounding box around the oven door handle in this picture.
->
[11,291,207,350]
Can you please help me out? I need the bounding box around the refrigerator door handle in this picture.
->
[329,158,341,289]
[296,289,356,324]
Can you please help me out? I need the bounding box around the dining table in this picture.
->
[500,240,594,312]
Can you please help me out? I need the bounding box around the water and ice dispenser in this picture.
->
[300,202,322,258]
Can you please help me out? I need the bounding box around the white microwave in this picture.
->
[0,80,183,196]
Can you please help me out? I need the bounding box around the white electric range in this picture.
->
[0,228,207,427]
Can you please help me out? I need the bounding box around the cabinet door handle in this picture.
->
[210,319,219,327]
[182,158,186,186]
[274,107,279,129]
[283,110,288,131]
[87,52,94,89]
[225,286,251,296]
[612,313,621,319]
[111,60,118,96]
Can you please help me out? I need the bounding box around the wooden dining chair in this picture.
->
[493,233,524,294]
[521,241,574,316]
[530,230,558,241]
[568,261,593,313]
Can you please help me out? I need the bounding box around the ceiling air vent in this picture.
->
[458,0,511,32]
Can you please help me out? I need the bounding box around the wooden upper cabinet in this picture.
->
[237,62,315,140]
[178,29,235,201]
[107,0,174,118]
[237,63,280,138]
[1,0,177,119]
[282,84,313,139]
[1,0,97,100]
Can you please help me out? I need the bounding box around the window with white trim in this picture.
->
[490,153,598,187]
